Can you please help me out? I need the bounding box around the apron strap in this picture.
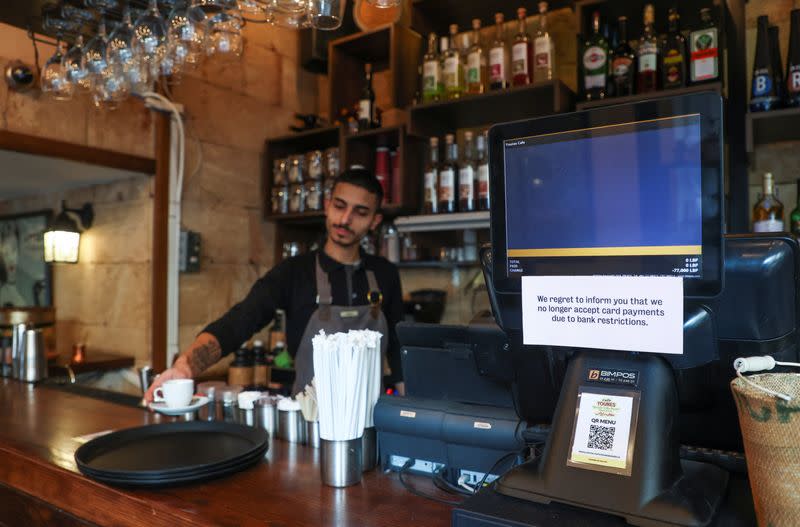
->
[315,254,333,305]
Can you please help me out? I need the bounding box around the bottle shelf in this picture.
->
[411,0,574,36]
[575,81,722,111]
[265,211,327,225]
[409,80,574,137]
[394,211,490,233]
[746,107,800,153]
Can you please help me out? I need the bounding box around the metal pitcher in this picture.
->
[19,328,47,382]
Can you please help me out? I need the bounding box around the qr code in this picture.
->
[587,424,615,450]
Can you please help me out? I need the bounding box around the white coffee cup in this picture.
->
[154,379,195,408]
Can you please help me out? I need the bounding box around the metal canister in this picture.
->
[219,387,241,423]
[287,154,304,184]
[320,437,363,487]
[288,183,305,213]
[304,180,322,211]
[255,395,278,437]
[278,409,306,443]
[324,147,340,179]
[273,158,288,186]
[306,150,323,181]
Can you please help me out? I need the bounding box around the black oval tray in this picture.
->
[75,421,268,486]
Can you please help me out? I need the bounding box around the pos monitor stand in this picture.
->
[487,93,727,526]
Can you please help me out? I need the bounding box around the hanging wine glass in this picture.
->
[83,19,129,109]
[62,35,91,92]
[109,6,153,94]
[308,0,343,30]
[86,0,122,10]
[167,0,208,72]
[206,6,244,60]
[83,19,110,78]
[41,39,74,101]
[133,0,168,77]
[238,0,273,23]
[364,0,401,7]
[273,0,310,28]
[274,0,307,14]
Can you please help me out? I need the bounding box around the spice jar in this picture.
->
[288,154,304,184]
[306,150,323,181]
[228,346,254,388]
[324,147,340,179]
[253,340,270,389]
[273,158,288,186]
[305,180,323,211]
[288,183,305,213]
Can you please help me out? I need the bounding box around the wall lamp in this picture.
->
[43,201,94,264]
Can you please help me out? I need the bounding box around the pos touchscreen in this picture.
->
[488,92,724,298]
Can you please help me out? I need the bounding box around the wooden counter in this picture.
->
[0,379,453,527]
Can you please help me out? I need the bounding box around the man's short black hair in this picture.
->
[333,168,383,208]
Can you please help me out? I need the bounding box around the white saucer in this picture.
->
[148,395,210,416]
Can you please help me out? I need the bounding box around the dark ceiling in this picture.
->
[0,1,49,35]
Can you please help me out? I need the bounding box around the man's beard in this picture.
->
[329,224,361,247]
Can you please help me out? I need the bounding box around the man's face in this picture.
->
[325,182,383,248]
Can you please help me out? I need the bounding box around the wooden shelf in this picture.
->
[265,211,326,225]
[264,126,341,151]
[396,260,479,269]
[746,107,800,153]
[575,82,723,111]
[395,211,490,233]
[409,80,574,137]
[411,0,574,36]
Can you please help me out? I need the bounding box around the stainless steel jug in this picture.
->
[19,328,47,382]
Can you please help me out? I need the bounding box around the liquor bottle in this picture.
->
[661,8,686,89]
[637,4,659,93]
[512,7,533,86]
[791,179,800,237]
[438,134,458,213]
[582,11,608,100]
[606,26,618,97]
[422,33,442,103]
[459,131,477,212]
[788,9,800,107]
[467,19,488,94]
[358,63,375,130]
[611,16,636,97]
[690,8,720,84]
[444,24,465,99]
[423,137,439,214]
[752,172,784,232]
[489,12,511,90]
[751,16,780,112]
[770,25,785,108]
[476,130,490,211]
[533,2,554,83]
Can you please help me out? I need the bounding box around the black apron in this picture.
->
[291,255,389,396]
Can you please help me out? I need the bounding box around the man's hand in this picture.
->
[144,333,222,404]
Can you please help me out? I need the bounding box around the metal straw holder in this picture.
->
[320,437,363,487]
[278,408,306,443]
[305,420,320,448]
[238,407,256,427]
[361,426,377,471]
[255,397,278,437]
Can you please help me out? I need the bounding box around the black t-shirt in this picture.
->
[203,249,405,383]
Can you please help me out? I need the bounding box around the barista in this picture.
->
[145,169,404,401]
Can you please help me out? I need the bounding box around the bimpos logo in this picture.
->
[589,370,601,380]
[586,368,640,386]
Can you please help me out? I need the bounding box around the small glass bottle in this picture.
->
[751,15,780,112]
[422,32,442,103]
[752,172,785,232]
[637,4,659,93]
[444,24,465,99]
[611,16,636,96]
[423,136,439,214]
[690,8,720,84]
[476,131,490,211]
[438,134,458,213]
[533,1,554,83]
[787,9,800,107]
[358,62,376,130]
[466,19,488,94]
[228,346,254,388]
[253,340,269,389]
[489,13,510,91]
[661,7,687,89]
[582,11,609,100]
[459,131,477,212]
[512,7,533,86]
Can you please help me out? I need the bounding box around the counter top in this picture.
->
[0,379,453,527]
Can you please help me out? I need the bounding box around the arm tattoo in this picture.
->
[185,339,222,376]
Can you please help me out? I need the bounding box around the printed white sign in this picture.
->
[522,275,683,355]
[568,391,636,475]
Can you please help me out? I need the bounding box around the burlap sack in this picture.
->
[731,373,800,527]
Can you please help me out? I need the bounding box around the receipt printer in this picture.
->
[374,396,526,477]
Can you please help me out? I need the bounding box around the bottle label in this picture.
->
[358,99,371,121]
[477,164,490,199]
[690,28,718,81]
[467,52,481,84]
[752,70,773,97]
[638,42,657,73]
[512,42,529,76]
[439,169,455,201]
[459,166,475,200]
[534,36,551,68]
[663,49,684,85]
[789,65,800,93]
[753,219,784,233]
[489,47,506,82]
[583,46,607,89]
[612,56,633,78]
[424,170,437,204]
[444,56,460,89]
[422,60,440,94]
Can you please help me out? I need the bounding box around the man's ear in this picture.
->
[370,212,384,232]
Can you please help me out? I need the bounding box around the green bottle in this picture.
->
[791,179,800,237]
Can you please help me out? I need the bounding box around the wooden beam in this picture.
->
[0,130,156,175]
[151,113,170,372]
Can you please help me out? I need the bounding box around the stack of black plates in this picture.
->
[75,421,269,487]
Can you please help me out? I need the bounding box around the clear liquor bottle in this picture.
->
[357,63,375,130]
[752,172,785,232]
[423,137,439,214]
[512,7,533,86]
[466,19,488,94]
[444,24,465,100]
[489,12,510,90]
[422,33,442,103]
[438,134,458,213]
[459,131,477,212]
[533,1,554,83]
[476,130,490,211]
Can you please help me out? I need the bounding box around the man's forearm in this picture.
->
[179,333,223,377]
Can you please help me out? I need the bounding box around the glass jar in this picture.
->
[287,154,304,184]
[271,187,281,214]
[288,183,305,213]
[322,178,335,209]
[305,180,323,211]
[273,158,288,186]
[324,147,340,179]
[306,150,323,181]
